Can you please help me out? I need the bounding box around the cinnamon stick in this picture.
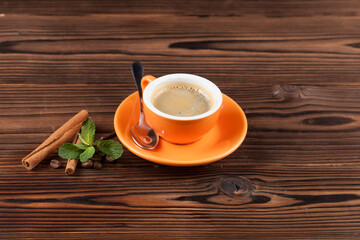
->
[65,134,81,175]
[22,110,89,170]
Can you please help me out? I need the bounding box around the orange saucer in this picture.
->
[114,92,247,166]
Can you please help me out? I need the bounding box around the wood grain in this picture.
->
[0,14,360,85]
[1,0,360,239]
[1,0,360,16]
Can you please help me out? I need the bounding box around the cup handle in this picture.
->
[141,75,157,91]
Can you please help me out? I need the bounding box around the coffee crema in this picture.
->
[151,82,214,117]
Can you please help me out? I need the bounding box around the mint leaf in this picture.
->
[79,146,95,162]
[58,143,84,159]
[78,133,89,146]
[96,140,123,159]
[81,118,95,145]
[73,144,88,150]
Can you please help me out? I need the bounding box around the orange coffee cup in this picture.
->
[141,73,223,144]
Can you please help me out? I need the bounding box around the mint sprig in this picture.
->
[97,140,123,159]
[80,146,95,162]
[81,118,95,145]
[58,118,123,162]
[58,143,84,159]
[78,133,89,146]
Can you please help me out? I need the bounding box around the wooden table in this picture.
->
[1,0,360,239]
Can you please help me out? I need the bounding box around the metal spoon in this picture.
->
[130,61,159,149]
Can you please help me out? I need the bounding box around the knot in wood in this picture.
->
[218,176,255,197]
[272,85,303,100]
[302,116,355,126]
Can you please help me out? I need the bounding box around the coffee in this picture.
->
[151,82,213,117]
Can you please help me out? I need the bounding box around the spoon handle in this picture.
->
[131,61,144,99]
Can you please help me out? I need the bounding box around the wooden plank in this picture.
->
[1,0,360,17]
[0,164,360,239]
[0,84,359,167]
[0,14,359,85]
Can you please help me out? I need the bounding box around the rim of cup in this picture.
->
[143,73,223,121]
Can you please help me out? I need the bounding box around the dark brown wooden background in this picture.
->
[1,0,360,239]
